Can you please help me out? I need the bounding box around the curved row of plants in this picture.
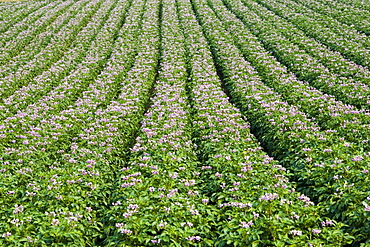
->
[253,0,370,69]
[0,0,132,154]
[257,0,370,48]
[0,0,57,41]
[0,0,90,76]
[86,0,163,244]
[221,0,370,110]
[0,0,369,245]
[0,0,118,119]
[0,0,103,101]
[104,0,213,244]
[290,0,370,35]
[0,0,159,245]
[275,0,370,46]
[336,0,370,11]
[207,0,370,150]
[235,0,370,86]
[0,0,48,34]
[0,0,70,66]
[177,0,349,245]
[191,0,370,244]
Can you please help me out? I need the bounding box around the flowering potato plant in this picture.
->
[253,0,370,69]
[294,0,370,35]
[224,0,370,112]
[241,0,370,84]
[0,0,369,245]
[210,0,370,149]
[181,3,347,244]
[192,0,369,244]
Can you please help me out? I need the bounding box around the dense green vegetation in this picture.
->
[0,0,369,245]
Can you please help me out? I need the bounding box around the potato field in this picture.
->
[0,0,370,246]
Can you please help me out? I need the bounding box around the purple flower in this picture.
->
[119,229,132,234]
[13,204,24,214]
[351,155,364,161]
[240,221,253,228]
[186,236,201,241]
[290,230,302,236]
[321,219,334,227]
[259,193,279,201]
[51,219,60,226]
[362,202,370,211]
[2,232,11,238]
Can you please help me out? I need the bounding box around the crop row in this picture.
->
[177,0,350,245]
[105,0,209,242]
[290,0,370,35]
[0,0,103,101]
[104,0,351,245]
[0,0,48,34]
[254,0,370,69]
[0,0,71,66]
[207,0,370,150]
[336,0,370,11]
[0,0,148,244]
[0,0,117,118]
[221,0,370,111]
[0,0,132,150]
[235,0,370,87]
[191,0,370,244]
[0,0,369,245]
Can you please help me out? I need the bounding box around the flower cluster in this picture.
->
[0,0,366,245]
